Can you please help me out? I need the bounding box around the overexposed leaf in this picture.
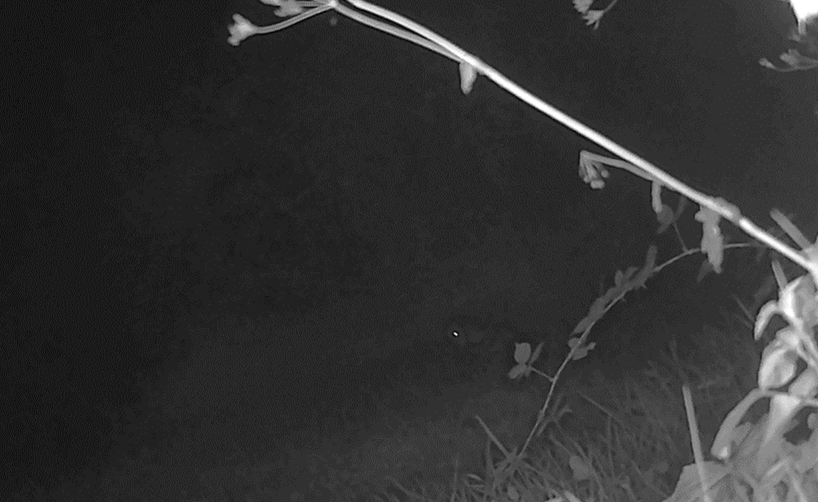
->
[758,339,798,390]
[763,392,802,454]
[656,204,674,233]
[274,0,303,17]
[459,61,477,95]
[651,180,663,214]
[755,301,780,340]
[788,366,818,399]
[695,205,724,273]
[711,390,764,459]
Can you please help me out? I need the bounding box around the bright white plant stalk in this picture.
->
[228,0,818,285]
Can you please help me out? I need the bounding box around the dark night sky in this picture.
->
[4,0,818,499]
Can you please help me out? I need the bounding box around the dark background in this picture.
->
[3,0,817,499]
